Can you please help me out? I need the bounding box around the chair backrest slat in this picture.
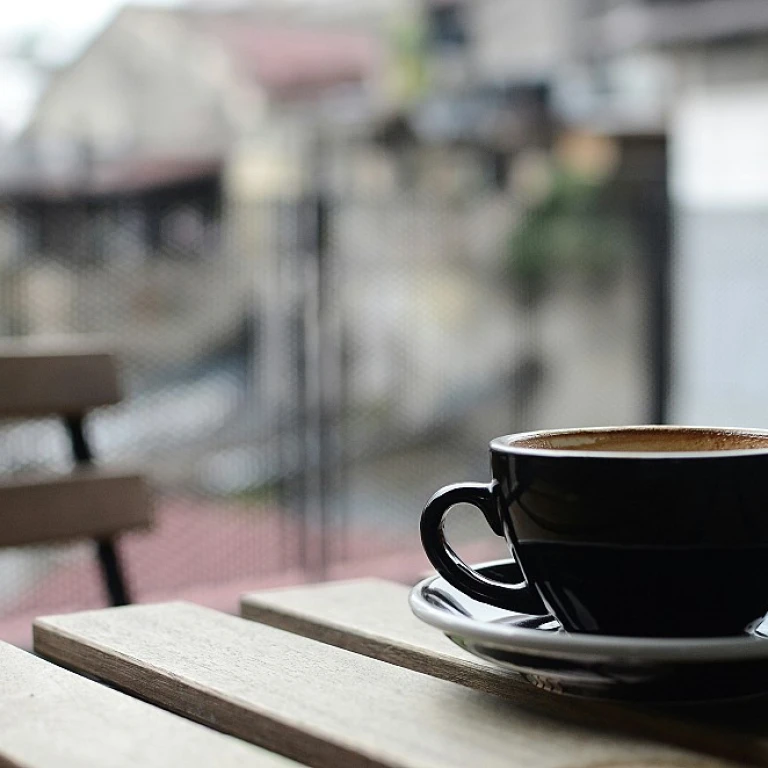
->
[0,469,151,548]
[0,340,121,418]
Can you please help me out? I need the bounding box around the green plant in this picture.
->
[505,166,635,305]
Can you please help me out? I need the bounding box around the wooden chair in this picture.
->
[0,338,152,605]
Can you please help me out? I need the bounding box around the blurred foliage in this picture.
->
[387,8,430,105]
[505,163,636,306]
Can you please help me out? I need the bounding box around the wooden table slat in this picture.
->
[0,639,295,768]
[241,578,503,693]
[240,579,768,767]
[34,601,748,768]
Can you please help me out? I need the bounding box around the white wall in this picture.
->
[472,0,573,81]
[670,85,768,426]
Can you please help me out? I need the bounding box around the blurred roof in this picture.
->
[186,14,379,97]
[0,154,222,200]
[186,0,399,24]
[595,0,768,52]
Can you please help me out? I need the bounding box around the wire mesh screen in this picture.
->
[0,170,654,639]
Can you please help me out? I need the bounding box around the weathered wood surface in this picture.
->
[241,578,504,691]
[34,601,749,768]
[0,639,295,767]
[0,341,121,417]
[240,578,768,766]
[0,468,151,547]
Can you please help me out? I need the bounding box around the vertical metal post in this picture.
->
[640,143,671,424]
[64,414,131,606]
[315,191,334,575]
[298,189,334,579]
[647,174,672,425]
[614,135,671,423]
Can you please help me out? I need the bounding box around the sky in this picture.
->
[0,0,184,138]
[1,0,186,61]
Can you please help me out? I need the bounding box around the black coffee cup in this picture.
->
[421,426,768,637]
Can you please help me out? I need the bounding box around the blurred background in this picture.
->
[0,0,761,640]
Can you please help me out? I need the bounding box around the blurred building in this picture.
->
[0,1,668,423]
[0,0,591,274]
[0,3,393,371]
[581,0,768,425]
[0,4,385,202]
[0,1,604,212]
[0,1,659,491]
[0,3,389,335]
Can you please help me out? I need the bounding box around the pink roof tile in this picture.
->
[193,18,381,96]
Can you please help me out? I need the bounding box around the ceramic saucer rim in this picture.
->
[409,570,768,663]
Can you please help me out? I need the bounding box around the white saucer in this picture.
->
[409,560,768,701]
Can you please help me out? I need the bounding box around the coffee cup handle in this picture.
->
[420,482,547,615]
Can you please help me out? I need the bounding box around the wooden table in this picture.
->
[4,578,768,766]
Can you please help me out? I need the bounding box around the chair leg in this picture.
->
[96,539,131,606]
[65,416,133,607]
